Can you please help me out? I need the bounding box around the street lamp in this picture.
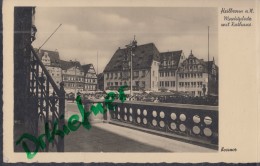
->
[125,37,137,98]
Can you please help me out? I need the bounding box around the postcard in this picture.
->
[2,0,259,163]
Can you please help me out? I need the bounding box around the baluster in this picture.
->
[36,60,39,104]
[51,91,56,149]
[31,57,35,94]
[39,72,44,116]
[57,82,65,152]
[45,76,50,152]
[38,71,45,147]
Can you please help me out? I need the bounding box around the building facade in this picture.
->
[60,60,85,93]
[82,64,97,91]
[103,43,160,92]
[177,50,218,96]
[158,50,185,91]
[38,49,62,86]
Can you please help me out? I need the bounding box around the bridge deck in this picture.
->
[64,122,216,152]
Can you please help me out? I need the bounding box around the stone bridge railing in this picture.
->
[84,100,218,149]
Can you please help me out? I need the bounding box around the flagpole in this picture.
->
[208,26,210,96]
[97,51,98,91]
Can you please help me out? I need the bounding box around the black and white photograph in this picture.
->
[13,6,219,156]
[3,0,259,164]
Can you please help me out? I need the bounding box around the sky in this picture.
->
[33,7,218,74]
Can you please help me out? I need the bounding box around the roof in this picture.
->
[204,60,219,74]
[104,43,160,72]
[204,61,214,73]
[178,51,218,74]
[59,60,83,70]
[36,49,60,67]
[159,50,182,70]
[81,64,92,73]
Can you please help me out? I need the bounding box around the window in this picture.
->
[152,81,154,88]
[115,82,118,86]
[171,71,175,76]
[165,81,169,87]
[171,81,175,87]
[161,72,164,77]
[179,82,184,87]
[106,73,109,79]
[142,70,145,77]
[135,81,139,87]
[111,82,113,86]
[161,81,164,87]
[142,81,146,87]
[153,71,155,76]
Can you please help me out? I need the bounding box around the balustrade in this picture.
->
[108,101,218,148]
[27,45,65,152]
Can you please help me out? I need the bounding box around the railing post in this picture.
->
[58,82,65,152]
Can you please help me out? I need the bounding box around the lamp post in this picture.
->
[125,37,137,98]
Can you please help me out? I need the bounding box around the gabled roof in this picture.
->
[178,50,218,74]
[204,60,218,74]
[82,64,92,73]
[104,43,160,72]
[82,64,97,76]
[159,50,183,70]
[36,49,60,66]
[59,60,83,71]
